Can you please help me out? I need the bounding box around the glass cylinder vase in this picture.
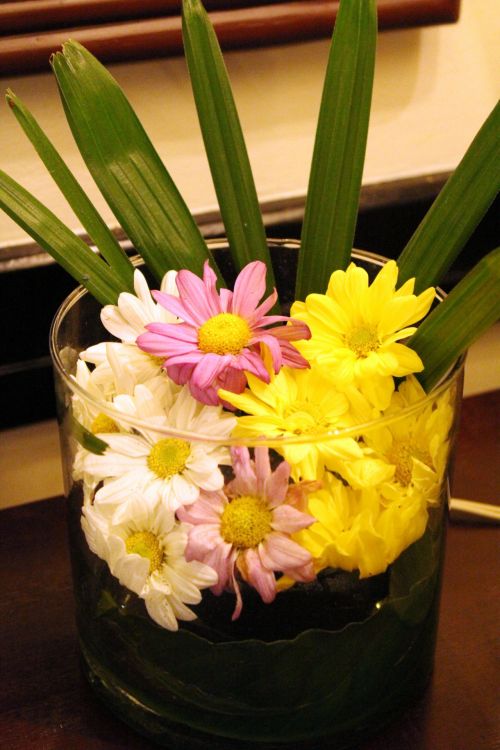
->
[50,243,464,749]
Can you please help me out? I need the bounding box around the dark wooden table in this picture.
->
[1,392,499,750]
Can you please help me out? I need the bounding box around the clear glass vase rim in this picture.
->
[49,242,465,447]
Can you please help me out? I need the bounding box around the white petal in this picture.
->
[100,433,150,457]
[145,592,179,630]
[83,453,145,481]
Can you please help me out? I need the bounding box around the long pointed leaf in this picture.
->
[296,0,377,300]
[51,41,224,284]
[72,417,108,455]
[409,248,500,391]
[182,0,276,300]
[397,102,500,292]
[0,169,122,305]
[6,89,135,292]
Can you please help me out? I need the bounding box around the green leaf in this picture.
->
[409,248,500,391]
[96,589,119,617]
[182,0,276,300]
[389,529,438,625]
[0,169,123,305]
[50,41,224,285]
[6,90,135,292]
[71,416,109,454]
[90,552,441,743]
[296,0,377,300]
[397,102,500,292]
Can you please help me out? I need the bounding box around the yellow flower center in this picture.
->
[389,441,433,486]
[282,400,325,435]
[198,312,251,356]
[389,441,413,486]
[147,438,190,478]
[345,326,379,358]
[125,531,164,573]
[220,495,272,549]
[90,413,119,434]
[388,440,432,487]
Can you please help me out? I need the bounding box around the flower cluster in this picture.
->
[75,259,454,630]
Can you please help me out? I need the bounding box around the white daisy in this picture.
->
[71,357,131,498]
[102,267,179,343]
[82,495,218,630]
[72,358,118,431]
[80,268,179,386]
[83,383,236,520]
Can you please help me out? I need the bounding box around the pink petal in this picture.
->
[192,353,230,390]
[137,331,197,359]
[167,362,195,385]
[188,380,220,406]
[227,447,256,496]
[254,447,271,494]
[152,291,203,327]
[163,352,204,367]
[270,320,311,342]
[178,491,226,523]
[185,524,223,557]
[271,505,315,533]
[256,334,283,373]
[247,288,279,323]
[175,267,220,321]
[251,313,290,327]
[202,261,222,313]
[146,322,198,343]
[205,544,235,594]
[259,533,312,570]
[234,349,270,381]
[264,460,291,507]
[136,331,170,357]
[217,367,247,400]
[232,261,267,317]
[283,560,315,582]
[241,548,276,604]
[230,564,244,620]
[219,288,233,312]
[278,341,310,369]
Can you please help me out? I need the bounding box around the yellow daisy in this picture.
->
[361,375,455,507]
[219,365,392,487]
[291,261,435,410]
[293,471,429,579]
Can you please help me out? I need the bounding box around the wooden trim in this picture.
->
[0,0,461,76]
[0,0,280,34]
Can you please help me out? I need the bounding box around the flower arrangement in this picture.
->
[64,248,457,630]
[1,0,499,743]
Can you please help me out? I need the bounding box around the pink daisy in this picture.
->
[136,260,310,406]
[177,447,316,620]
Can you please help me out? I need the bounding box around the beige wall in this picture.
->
[0,0,498,249]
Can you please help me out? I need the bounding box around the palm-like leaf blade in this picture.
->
[397,102,500,292]
[51,41,224,284]
[296,0,377,300]
[0,169,123,305]
[182,0,276,299]
[410,248,500,391]
[6,89,134,291]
